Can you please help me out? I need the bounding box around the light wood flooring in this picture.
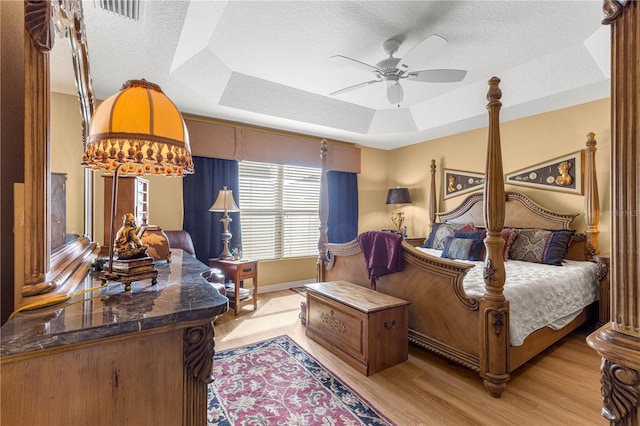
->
[213,289,607,426]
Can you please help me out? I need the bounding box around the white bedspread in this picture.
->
[417,247,599,346]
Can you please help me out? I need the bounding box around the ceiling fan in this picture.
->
[330,35,467,105]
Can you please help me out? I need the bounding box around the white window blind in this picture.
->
[239,161,320,260]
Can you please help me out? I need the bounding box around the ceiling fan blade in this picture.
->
[387,83,404,104]
[397,34,447,70]
[330,55,381,73]
[407,69,467,83]
[330,79,382,96]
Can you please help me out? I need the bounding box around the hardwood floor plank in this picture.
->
[213,290,606,425]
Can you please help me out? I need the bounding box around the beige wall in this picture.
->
[384,98,611,252]
[50,92,85,237]
[93,174,184,248]
[53,93,612,288]
[358,146,393,234]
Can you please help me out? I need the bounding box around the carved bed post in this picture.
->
[587,2,640,425]
[584,132,600,253]
[429,159,437,229]
[317,139,329,282]
[479,76,509,398]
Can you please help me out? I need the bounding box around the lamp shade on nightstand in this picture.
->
[386,187,412,233]
[385,187,412,205]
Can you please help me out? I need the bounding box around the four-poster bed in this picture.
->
[316,77,609,397]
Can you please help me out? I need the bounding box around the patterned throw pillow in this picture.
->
[454,228,516,260]
[423,222,475,250]
[500,228,517,260]
[508,229,575,266]
[440,237,485,261]
[453,230,485,241]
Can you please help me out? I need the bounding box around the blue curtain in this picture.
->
[183,156,241,264]
[327,171,358,243]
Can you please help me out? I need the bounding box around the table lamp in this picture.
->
[209,186,240,260]
[386,187,412,233]
[82,79,194,288]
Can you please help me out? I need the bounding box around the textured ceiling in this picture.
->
[50,1,610,150]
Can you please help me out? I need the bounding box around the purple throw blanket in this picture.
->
[356,231,404,289]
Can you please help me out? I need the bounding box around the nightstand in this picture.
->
[208,258,258,315]
[404,237,426,247]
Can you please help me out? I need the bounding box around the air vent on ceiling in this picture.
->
[96,0,142,21]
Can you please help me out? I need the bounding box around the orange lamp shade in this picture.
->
[83,79,194,176]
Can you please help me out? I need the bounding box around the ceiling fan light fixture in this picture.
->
[330,34,467,105]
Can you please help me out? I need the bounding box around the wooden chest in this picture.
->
[305,281,410,376]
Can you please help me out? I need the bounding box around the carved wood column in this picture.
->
[584,132,601,253]
[317,139,329,282]
[24,0,52,288]
[429,159,437,230]
[587,2,640,425]
[183,323,215,426]
[479,77,510,398]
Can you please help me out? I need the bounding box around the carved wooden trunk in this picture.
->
[305,281,410,376]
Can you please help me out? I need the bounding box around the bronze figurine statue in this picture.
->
[114,213,149,259]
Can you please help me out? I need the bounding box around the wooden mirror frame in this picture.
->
[21,0,97,303]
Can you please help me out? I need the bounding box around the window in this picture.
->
[239,161,321,260]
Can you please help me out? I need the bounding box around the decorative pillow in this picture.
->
[456,228,515,260]
[508,229,575,266]
[501,228,517,260]
[423,223,475,250]
[440,237,485,261]
[453,230,485,241]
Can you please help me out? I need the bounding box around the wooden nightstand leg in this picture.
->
[253,271,258,311]
[234,279,240,316]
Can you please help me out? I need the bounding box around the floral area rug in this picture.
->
[208,335,394,425]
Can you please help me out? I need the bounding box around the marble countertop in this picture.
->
[1,250,228,358]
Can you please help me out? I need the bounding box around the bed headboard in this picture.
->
[437,191,577,230]
[428,133,601,252]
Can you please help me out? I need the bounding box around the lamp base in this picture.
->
[391,207,405,234]
[101,256,158,291]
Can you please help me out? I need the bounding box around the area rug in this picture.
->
[208,335,394,425]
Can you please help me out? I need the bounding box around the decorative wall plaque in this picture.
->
[505,151,584,194]
[444,169,485,199]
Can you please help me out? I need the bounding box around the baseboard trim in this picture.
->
[257,278,315,294]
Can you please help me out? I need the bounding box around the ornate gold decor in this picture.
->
[505,151,584,194]
[444,169,485,199]
[320,310,346,333]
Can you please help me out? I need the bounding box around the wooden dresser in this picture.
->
[1,251,228,426]
[305,281,410,376]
